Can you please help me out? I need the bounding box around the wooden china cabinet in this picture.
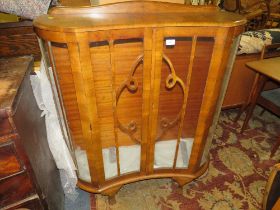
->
[33,1,246,195]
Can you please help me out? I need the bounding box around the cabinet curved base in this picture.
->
[77,159,209,196]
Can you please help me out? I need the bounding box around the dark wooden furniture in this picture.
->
[222,50,280,109]
[235,44,280,132]
[221,0,271,30]
[263,163,280,210]
[0,56,64,210]
[237,56,280,156]
[223,53,262,108]
[34,1,245,195]
[0,21,41,61]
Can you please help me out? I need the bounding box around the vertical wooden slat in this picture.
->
[146,28,164,174]
[141,28,153,173]
[77,32,105,183]
[172,36,197,169]
[66,32,105,184]
[188,28,234,171]
[109,39,121,176]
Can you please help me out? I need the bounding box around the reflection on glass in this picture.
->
[119,145,141,175]
[154,140,176,168]
[154,138,193,169]
[102,145,141,180]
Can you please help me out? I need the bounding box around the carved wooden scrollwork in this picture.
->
[116,54,144,144]
[156,53,187,141]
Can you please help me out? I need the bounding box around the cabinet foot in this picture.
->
[102,185,122,196]
[172,177,193,187]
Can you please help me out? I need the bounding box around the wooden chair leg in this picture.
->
[240,74,267,133]
[240,102,257,133]
[235,73,260,122]
[235,103,249,122]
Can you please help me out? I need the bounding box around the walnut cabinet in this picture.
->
[33,1,245,195]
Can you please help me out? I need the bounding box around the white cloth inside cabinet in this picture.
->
[119,145,141,175]
[76,145,141,180]
[30,61,77,196]
[75,139,193,180]
[154,138,194,168]
[75,148,91,183]
[102,145,141,179]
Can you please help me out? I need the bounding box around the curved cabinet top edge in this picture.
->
[33,1,246,33]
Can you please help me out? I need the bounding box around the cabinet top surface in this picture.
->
[33,1,246,33]
[0,56,32,110]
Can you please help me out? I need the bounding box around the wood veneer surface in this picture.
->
[34,1,245,195]
[34,2,246,33]
[0,57,31,110]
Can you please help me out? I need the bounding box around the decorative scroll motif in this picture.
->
[116,54,144,144]
[156,54,187,141]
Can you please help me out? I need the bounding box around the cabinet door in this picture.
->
[47,29,152,183]
[147,27,227,173]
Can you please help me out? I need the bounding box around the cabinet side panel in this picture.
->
[13,69,64,210]
[52,45,85,150]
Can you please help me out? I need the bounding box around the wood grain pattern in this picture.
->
[0,57,48,209]
[34,2,246,34]
[141,28,153,173]
[59,0,91,6]
[189,27,236,171]
[147,28,164,174]
[34,1,245,195]
[0,173,35,207]
[173,36,197,169]
[0,57,32,110]
[0,142,23,180]
[222,53,260,108]
[0,113,14,137]
[0,21,41,61]
[109,39,121,176]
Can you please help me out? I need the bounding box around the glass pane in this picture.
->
[102,147,118,180]
[178,37,214,168]
[75,148,91,182]
[182,37,214,137]
[90,36,144,178]
[114,38,143,175]
[154,140,176,168]
[154,37,192,169]
[102,145,141,179]
[119,145,141,174]
[175,138,193,168]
